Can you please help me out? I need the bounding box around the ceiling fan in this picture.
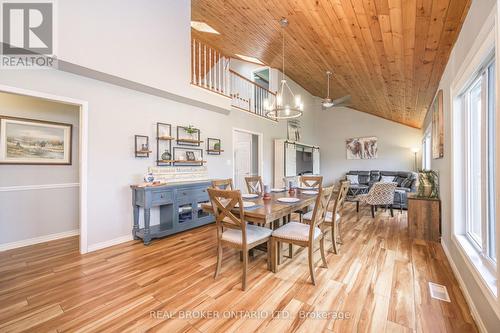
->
[321,71,351,109]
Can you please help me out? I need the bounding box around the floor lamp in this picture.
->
[411,147,419,171]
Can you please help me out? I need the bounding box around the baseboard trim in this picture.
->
[441,240,488,333]
[87,235,133,253]
[0,229,80,252]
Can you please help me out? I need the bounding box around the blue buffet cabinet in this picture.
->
[131,181,213,245]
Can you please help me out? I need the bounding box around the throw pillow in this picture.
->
[380,175,396,183]
[395,176,405,186]
[346,174,359,185]
[401,178,413,188]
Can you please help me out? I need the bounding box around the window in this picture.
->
[422,125,432,170]
[459,57,496,264]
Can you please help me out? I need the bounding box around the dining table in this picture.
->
[200,188,319,228]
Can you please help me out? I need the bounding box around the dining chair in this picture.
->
[208,188,272,291]
[271,186,333,285]
[357,182,397,218]
[299,175,322,189]
[282,176,299,189]
[245,176,264,195]
[304,181,350,253]
[211,178,233,190]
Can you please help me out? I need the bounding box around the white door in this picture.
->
[234,131,253,192]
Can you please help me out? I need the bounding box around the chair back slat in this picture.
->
[308,186,333,239]
[332,181,350,218]
[283,176,299,188]
[245,176,263,195]
[212,179,233,190]
[207,189,247,243]
[300,175,323,189]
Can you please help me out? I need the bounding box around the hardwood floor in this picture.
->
[0,204,477,332]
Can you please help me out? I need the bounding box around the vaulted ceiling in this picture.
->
[191,0,471,128]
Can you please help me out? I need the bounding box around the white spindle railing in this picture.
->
[191,38,230,96]
[191,39,277,121]
[230,70,277,120]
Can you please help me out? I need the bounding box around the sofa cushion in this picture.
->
[347,171,370,185]
[346,174,359,184]
[380,175,396,183]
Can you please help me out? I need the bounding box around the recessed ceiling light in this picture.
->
[190,21,220,34]
[235,54,264,65]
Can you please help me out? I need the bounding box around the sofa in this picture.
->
[344,170,417,210]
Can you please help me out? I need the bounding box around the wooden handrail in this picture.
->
[229,69,276,95]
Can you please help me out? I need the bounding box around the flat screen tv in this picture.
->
[296,150,313,175]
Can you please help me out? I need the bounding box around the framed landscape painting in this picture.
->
[432,90,444,159]
[0,116,72,165]
[346,136,378,159]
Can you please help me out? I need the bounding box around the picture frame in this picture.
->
[134,135,151,158]
[345,136,378,159]
[207,138,223,155]
[0,115,72,165]
[172,147,204,166]
[287,119,301,141]
[177,125,202,146]
[156,122,173,166]
[431,90,444,159]
[185,151,196,161]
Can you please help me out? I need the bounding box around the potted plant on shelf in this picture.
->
[185,125,198,140]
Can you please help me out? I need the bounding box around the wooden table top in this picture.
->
[201,189,319,225]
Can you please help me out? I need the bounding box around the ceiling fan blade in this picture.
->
[331,95,351,106]
[322,95,351,110]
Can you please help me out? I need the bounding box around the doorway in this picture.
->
[233,128,263,192]
[0,84,88,254]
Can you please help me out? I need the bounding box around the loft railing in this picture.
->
[229,69,277,120]
[191,38,230,96]
[191,39,277,121]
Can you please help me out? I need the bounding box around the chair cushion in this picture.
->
[272,221,322,242]
[303,211,340,223]
[221,224,272,245]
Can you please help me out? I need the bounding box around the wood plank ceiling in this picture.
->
[191,0,471,128]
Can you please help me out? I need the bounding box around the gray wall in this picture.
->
[0,93,80,244]
[421,0,500,330]
[315,105,422,185]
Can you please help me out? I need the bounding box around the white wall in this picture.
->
[0,93,80,244]
[57,0,229,110]
[421,0,500,330]
[315,105,421,185]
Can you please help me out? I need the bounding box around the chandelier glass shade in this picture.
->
[265,18,303,120]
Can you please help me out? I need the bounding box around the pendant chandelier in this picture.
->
[265,18,303,120]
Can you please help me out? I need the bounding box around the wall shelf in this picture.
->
[177,138,204,144]
[157,123,173,166]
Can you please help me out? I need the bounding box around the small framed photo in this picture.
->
[0,116,72,165]
[185,151,196,161]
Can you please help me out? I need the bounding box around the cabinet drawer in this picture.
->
[151,191,173,204]
[177,187,208,200]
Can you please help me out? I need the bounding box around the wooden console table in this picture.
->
[131,180,213,245]
[407,194,441,242]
